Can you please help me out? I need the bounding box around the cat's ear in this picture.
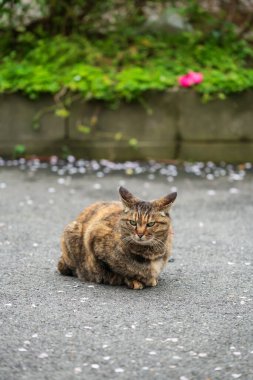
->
[119,186,139,210]
[152,192,177,214]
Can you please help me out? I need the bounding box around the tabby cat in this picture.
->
[58,187,177,289]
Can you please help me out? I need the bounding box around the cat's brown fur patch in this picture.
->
[58,187,177,289]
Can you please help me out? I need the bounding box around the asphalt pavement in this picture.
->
[0,161,253,380]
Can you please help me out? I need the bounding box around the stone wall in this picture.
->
[1,91,253,162]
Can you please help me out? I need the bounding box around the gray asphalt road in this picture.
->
[0,164,253,380]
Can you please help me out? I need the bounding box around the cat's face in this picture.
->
[119,187,177,246]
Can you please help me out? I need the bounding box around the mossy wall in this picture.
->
[1,91,253,162]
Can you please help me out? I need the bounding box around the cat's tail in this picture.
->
[58,221,83,276]
[57,256,74,276]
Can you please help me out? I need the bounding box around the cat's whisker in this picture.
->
[122,236,133,247]
[152,237,166,250]
[122,236,132,242]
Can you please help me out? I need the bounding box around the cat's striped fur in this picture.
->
[58,187,177,289]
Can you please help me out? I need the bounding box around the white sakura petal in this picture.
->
[38,353,48,359]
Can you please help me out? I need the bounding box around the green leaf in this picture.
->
[55,108,70,118]
[77,125,91,134]
[218,92,226,100]
[14,144,26,155]
[128,138,138,147]
[114,132,123,141]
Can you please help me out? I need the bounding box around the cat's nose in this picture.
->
[137,233,144,239]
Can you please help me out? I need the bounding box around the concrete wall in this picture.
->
[1,91,253,162]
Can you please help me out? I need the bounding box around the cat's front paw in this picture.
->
[145,277,158,287]
[125,279,144,290]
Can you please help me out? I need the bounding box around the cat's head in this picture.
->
[119,186,177,246]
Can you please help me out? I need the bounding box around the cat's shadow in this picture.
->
[57,268,183,297]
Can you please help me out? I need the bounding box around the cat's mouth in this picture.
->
[133,236,153,245]
[123,235,155,246]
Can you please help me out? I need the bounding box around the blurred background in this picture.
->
[1,0,253,162]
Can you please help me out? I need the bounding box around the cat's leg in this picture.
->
[124,278,145,290]
[125,276,158,289]
[143,277,158,287]
[75,255,125,286]
[101,271,145,289]
[77,266,125,286]
[103,272,125,286]
[77,258,145,289]
[139,258,165,287]
[77,257,145,288]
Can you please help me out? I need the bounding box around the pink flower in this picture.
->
[178,74,195,87]
[190,72,203,84]
[178,71,203,87]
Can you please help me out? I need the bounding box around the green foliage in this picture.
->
[55,108,70,118]
[128,138,138,148]
[1,0,253,107]
[1,30,253,101]
[77,125,91,134]
[13,144,26,157]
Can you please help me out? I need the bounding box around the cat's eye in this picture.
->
[147,221,155,227]
[129,220,137,226]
